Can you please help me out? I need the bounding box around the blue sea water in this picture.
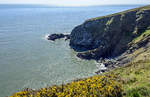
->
[0,4,144,96]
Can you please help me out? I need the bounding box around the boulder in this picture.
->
[47,33,70,41]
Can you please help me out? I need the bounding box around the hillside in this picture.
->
[10,5,150,97]
[70,5,150,60]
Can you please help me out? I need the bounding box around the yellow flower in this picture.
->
[10,74,122,97]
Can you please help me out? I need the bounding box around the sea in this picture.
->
[0,4,144,96]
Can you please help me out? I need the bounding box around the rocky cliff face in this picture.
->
[70,5,150,60]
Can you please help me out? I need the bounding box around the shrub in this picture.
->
[126,87,150,97]
[10,74,123,97]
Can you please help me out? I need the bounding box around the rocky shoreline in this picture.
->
[11,5,150,97]
[69,5,150,73]
[70,6,150,60]
[47,5,150,74]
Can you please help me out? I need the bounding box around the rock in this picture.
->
[77,51,96,60]
[47,33,65,41]
[69,5,150,60]
[95,69,107,74]
[47,33,70,41]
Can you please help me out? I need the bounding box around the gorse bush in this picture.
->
[10,74,123,97]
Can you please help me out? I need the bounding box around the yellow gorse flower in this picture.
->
[10,74,122,97]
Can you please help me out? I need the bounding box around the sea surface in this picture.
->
[0,4,143,96]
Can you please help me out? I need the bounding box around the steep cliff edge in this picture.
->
[70,5,150,60]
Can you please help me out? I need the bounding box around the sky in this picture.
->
[0,0,150,6]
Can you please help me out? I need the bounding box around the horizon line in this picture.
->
[0,3,149,7]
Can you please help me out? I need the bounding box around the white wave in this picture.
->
[42,34,51,41]
[44,34,50,40]
[63,32,70,35]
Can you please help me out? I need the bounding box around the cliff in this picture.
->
[70,5,150,60]
[10,5,150,97]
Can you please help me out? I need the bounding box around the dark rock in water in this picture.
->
[47,33,70,41]
[47,34,64,41]
[69,5,150,60]
[77,49,100,60]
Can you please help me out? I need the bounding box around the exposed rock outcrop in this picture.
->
[47,33,70,41]
[70,5,150,60]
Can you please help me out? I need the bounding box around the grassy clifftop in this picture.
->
[87,5,150,22]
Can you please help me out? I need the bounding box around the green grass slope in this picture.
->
[87,5,150,22]
[109,29,150,97]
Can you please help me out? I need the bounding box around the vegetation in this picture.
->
[10,5,150,97]
[132,29,150,43]
[109,35,150,97]
[10,56,150,97]
[106,17,114,25]
[86,5,150,22]
[110,59,150,97]
[10,58,150,97]
[10,74,122,97]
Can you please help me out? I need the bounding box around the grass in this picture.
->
[86,5,150,22]
[111,29,150,97]
[106,17,114,25]
[109,56,150,97]
[132,30,150,43]
[126,87,150,97]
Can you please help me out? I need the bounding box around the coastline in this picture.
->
[10,5,150,97]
